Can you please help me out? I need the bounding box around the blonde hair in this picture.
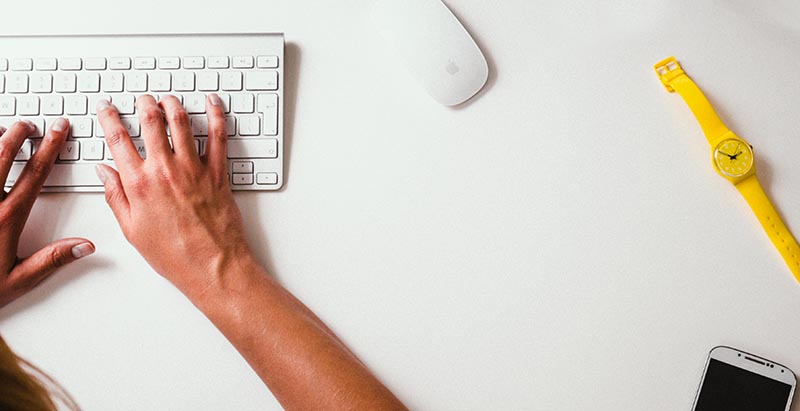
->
[0,335,80,411]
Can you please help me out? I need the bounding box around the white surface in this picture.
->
[1,1,800,410]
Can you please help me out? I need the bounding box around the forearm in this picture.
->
[188,257,407,411]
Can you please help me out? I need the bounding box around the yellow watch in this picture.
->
[654,56,800,284]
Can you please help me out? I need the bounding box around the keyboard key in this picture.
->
[149,72,171,92]
[232,93,254,113]
[197,72,219,91]
[54,73,77,93]
[15,140,32,161]
[256,172,278,185]
[127,72,148,92]
[221,72,243,91]
[232,161,254,173]
[0,59,8,71]
[30,73,53,93]
[237,115,260,135]
[18,96,40,116]
[77,73,101,93]
[232,56,254,69]
[208,56,229,69]
[227,138,278,159]
[225,117,236,136]
[232,173,254,185]
[159,57,180,69]
[245,71,278,91]
[7,163,102,187]
[89,94,112,115]
[257,93,279,136]
[11,59,33,71]
[115,94,135,114]
[34,58,57,71]
[156,93,182,104]
[184,93,206,114]
[190,115,209,136]
[101,72,124,92]
[134,57,156,70]
[109,57,132,70]
[173,72,195,91]
[218,94,232,113]
[121,116,140,137]
[7,73,28,93]
[41,95,63,115]
[0,74,4,93]
[183,57,205,69]
[133,140,147,159]
[257,56,279,69]
[58,141,80,161]
[65,95,88,116]
[28,118,45,137]
[82,140,104,160]
[0,96,15,115]
[45,117,63,132]
[70,117,93,137]
[60,58,82,71]
[85,58,107,70]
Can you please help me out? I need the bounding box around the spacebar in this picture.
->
[6,163,104,187]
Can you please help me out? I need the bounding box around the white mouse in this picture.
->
[371,0,490,106]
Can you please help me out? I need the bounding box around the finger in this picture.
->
[137,95,172,161]
[95,164,131,226]
[8,238,94,293]
[0,121,34,186]
[136,95,171,161]
[6,118,69,208]
[159,96,197,161]
[205,94,228,178]
[97,99,143,173]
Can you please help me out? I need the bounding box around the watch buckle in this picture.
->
[654,56,685,92]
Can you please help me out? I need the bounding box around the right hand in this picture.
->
[95,95,256,298]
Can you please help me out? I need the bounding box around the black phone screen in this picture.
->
[694,359,791,411]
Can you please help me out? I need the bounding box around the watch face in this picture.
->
[714,139,754,178]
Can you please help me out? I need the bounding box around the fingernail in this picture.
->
[0,126,6,134]
[22,120,35,130]
[96,99,111,112]
[52,118,68,132]
[71,243,95,259]
[94,164,107,184]
[209,93,222,106]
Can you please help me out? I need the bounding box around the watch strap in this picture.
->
[654,57,731,145]
[736,175,800,282]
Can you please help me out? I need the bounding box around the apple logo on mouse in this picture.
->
[445,60,460,75]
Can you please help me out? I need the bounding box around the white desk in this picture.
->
[1,1,800,409]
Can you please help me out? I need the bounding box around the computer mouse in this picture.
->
[371,0,490,106]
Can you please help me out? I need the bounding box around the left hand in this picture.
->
[0,119,95,308]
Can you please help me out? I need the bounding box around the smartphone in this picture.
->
[692,346,796,411]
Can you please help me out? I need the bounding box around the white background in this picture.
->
[1,0,800,410]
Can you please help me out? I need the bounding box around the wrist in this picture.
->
[182,248,268,307]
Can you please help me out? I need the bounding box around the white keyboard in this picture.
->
[0,33,284,192]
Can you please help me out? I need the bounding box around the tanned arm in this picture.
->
[95,95,407,411]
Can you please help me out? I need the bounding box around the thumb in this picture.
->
[8,238,95,292]
[95,164,130,223]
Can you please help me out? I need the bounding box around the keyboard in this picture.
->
[0,33,284,192]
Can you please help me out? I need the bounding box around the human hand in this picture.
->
[95,95,254,299]
[0,120,95,308]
